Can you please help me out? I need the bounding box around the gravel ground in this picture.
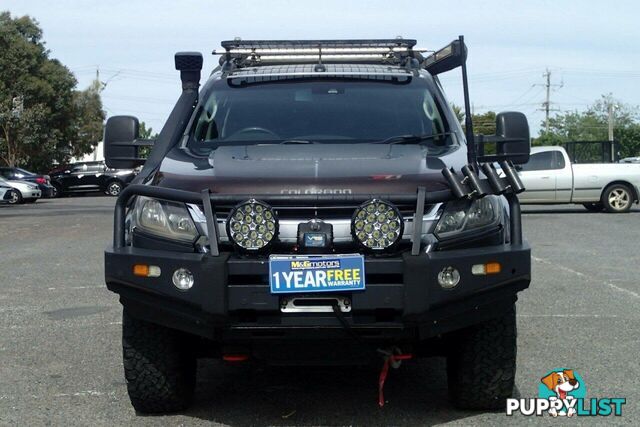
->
[0,196,638,426]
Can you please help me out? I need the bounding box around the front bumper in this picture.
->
[39,184,55,198]
[23,189,41,199]
[105,242,530,342]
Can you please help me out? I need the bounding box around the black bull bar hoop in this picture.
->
[113,162,525,256]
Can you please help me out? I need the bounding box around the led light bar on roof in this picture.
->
[219,39,419,51]
[213,47,430,55]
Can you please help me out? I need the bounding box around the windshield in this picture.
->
[187,78,452,153]
[15,168,35,176]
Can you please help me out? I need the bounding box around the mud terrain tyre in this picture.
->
[122,311,196,413]
[446,305,517,410]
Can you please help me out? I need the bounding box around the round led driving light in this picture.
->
[172,268,194,290]
[351,200,403,251]
[227,200,278,251]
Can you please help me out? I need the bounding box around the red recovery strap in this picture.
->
[378,353,413,407]
[329,303,414,407]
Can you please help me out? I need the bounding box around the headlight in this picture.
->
[434,196,500,240]
[227,200,278,251]
[28,184,38,190]
[352,200,403,251]
[132,197,198,242]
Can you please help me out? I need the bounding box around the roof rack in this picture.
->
[209,36,478,167]
[213,38,431,68]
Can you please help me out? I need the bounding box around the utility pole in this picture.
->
[544,70,551,133]
[95,67,106,92]
[95,66,119,92]
[536,69,562,133]
[608,102,617,161]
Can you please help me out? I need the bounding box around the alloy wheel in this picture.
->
[608,188,630,211]
[9,191,20,204]
[108,182,122,196]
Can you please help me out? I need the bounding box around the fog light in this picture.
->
[438,266,460,289]
[172,268,194,290]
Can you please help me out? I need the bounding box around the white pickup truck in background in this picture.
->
[516,146,640,213]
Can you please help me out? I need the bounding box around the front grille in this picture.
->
[190,200,442,254]
[212,203,434,221]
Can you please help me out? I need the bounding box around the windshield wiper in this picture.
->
[372,132,453,145]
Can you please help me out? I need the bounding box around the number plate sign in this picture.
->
[269,254,366,294]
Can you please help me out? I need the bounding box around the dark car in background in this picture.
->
[0,167,55,198]
[49,161,138,197]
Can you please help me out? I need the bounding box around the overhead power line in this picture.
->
[536,69,563,133]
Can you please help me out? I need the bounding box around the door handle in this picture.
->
[540,176,550,179]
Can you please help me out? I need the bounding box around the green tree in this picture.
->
[615,123,640,158]
[533,95,640,158]
[451,104,464,124]
[0,12,104,172]
[471,111,497,136]
[138,121,158,139]
[450,104,497,136]
[532,131,563,147]
[69,79,106,159]
[137,121,158,158]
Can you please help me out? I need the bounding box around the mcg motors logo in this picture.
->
[506,369,626,417]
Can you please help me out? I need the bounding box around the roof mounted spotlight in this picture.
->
[422,39,467,75]
[174,51,203,90]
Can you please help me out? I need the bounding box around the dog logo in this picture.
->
[507,368,625,417]
[540,369,580,417]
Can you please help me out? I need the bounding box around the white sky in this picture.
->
[4,0,640,136]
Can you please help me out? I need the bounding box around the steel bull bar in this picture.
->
[113,161,525,253]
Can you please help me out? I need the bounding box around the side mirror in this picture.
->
[476,111,530,164]
[103,116,155,169]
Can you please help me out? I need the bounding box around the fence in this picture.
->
[560,140,618,164]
